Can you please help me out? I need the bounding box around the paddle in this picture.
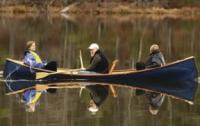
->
[0,71,2,78]
[80,50,85,69]
[36,69,81,79]
[36,57,118,97]
[79,49,86,96]
[36,50,85,80]
[108,60,118,98]
[35,84,82,91]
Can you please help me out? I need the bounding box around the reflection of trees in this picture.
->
[0,15,200,125]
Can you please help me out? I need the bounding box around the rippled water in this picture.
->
[0,14,200,126]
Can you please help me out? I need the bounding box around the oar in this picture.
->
[109,60,118,98]
[79,50,85,96]
[35,84,83,91]
[79,50,85,69]
[36,69,81,79]
[0,71,3,78]
[36,50,85,80]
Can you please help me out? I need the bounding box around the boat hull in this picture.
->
[3,57,199,103]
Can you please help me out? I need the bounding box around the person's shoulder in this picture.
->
[24,50,30,55]
[94,54,101,60]
[156,52,165,58]
[152,52,162,57]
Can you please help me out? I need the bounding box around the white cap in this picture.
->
[88,43,99,50]
[149,105,159,115]
[88,105,99,114]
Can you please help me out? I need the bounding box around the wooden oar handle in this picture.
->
[80,50,85,69]
[109,59,119,98]
[109,60,118,73]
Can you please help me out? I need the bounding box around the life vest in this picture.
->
[30,92,42,104]
[23,90,42,104]
[29,51,42,63]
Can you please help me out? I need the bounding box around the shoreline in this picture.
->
[0,3,200,18]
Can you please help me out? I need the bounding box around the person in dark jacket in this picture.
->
[145,44,166,115]
[86,43,109,114]
[86,43,109,73]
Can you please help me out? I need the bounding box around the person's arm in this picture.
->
[86,56,101,71]
[146,55,164,68]
[146,62,161,68]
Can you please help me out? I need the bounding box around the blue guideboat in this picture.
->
[2,57,199,104]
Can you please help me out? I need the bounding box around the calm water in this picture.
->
[0,14,200,126]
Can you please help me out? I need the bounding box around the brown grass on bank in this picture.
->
[0,5,61,14]
[0,2,200,18]
[63,2,200,17]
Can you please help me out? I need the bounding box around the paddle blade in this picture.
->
[35,84,48,91]
[36,72,50,79]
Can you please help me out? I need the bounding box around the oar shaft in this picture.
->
[80,50,84,69]
[36,84,82,91]
[0,71,3,78]
[109,60,118,98]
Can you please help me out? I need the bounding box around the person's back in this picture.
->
[145,44,165,68]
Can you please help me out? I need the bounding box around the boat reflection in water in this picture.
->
[2,56,198,104]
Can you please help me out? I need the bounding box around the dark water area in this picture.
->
[0,14,200,126]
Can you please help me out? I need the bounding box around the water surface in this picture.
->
[0,14,200,126]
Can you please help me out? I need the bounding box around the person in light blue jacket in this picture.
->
[22,41,57,112]
[23,41,57,71]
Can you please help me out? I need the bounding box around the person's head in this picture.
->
[26,41,36,51]
[88,43,99,57]
[88,100,99,115]
[150,44,160,54]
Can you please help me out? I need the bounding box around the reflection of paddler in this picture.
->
[146,44,166,115]
[135,44,166,115]
[85,43,109,114]
[22,40,57,112]
[87,85,109,114]
[22,89,43,112]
